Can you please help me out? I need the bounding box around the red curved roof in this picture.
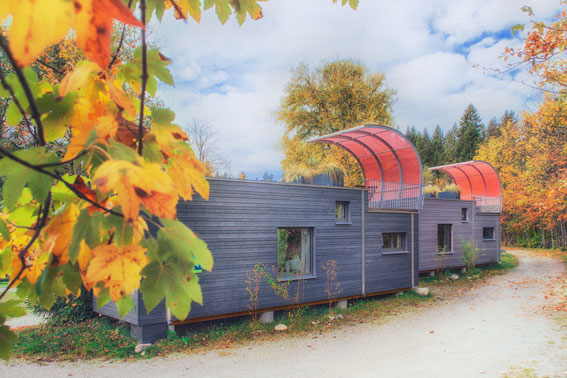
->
[307,125,422,185]
[429,161,502,212]
[308,125,423,210]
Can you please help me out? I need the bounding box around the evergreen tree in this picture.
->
[418,127,432,166]
[429,125,445,167]
[456,104,484,162]
[444,124,458,164]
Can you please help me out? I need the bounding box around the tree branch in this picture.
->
[36,58,65,76]
[108,0,135,69]
[0,34,46,146]
[0,147,124,218]
[137,0,148,156]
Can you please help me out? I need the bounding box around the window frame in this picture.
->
[381,232,408,255]
[335,201,351,224]
[437,224,453,254]
[277,227,316,280]
[482,227,495,241]
[461,208,468,222]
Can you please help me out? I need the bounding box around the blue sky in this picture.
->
[152,0,559,179]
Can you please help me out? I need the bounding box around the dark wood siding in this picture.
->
[418,198,475,272]
[475,213,500,265]
[95,179,417,326]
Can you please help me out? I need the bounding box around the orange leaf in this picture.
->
[74,0,143,68]
[43,203,80,266]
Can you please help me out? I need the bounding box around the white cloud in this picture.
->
[152,0,560,177]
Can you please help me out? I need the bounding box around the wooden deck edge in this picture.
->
[171,288,411,326]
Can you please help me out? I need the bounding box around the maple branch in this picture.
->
[138,0,148,156]
[36,58,65,76]
[109,0,135,69]
[0,65,40,146]
[35,150,88,169]
[0,147,124,218]
[0,34,46,146]
[0,194,51,301]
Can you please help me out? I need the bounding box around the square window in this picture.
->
[462,208,468,222]
[336,201,349,222]
[278,228,313,277]
[483,227,495,240]
[382,233,406,252]
[438,224,452,252]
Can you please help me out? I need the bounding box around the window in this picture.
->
[461,208,468,222]
[336,201,349,222]
[483,227,495,240]
[437,224,452,253]
[278,228,313,277]
[382,233,406,252]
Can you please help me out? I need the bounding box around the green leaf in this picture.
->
[100,213,133,247]
[62,264,82,295]
[0,300,26,320]
[0,246,11,274]
[115,294,134,318]
[0,163,27,210]
[151,106,175,124]
[204,0,232,24]
[140,257,201,319]
[146,49,174,86]
[5,101,22,125]
[7,203,36,228]
[0,218,10,242]
[349,0,358,10]
[511,23,525,36]
[0,325,18,361]
[142,138,164,163]
[37,91,76,142]
[159,219,213,271]
[69,209,100,263]
[106,139,139,161]
[95,286,112,310]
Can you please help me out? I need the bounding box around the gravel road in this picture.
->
[2,250,567,378]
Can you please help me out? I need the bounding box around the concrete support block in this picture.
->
[130,322,168,343]
[259,311,274,323]
[460,267,467,274]
[335,300,348,310]
[429,271,435,277]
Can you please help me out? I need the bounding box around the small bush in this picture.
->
[32,288,95,325]
[462,240,479,272]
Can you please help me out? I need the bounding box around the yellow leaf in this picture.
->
[93,159,178,222]
[1,0,74,67]
[59,61,101,97]
[77,240,91,272]
[84,243,148,301]
[108,81,136,119]
[168,153,210,200]
[44,203,80,266]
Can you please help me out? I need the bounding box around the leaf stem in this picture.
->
[138,0,148,157]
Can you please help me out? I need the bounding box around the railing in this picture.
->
[366,179,423,210]
[460,195,501,213]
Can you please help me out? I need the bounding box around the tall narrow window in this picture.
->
[461,208,468,222]
[336,201,349,222]
[278,228,313,277]
[483,227,495,240]
[437,224,452,253]
[383,233,406,252]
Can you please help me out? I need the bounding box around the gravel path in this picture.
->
[2,250,567,378]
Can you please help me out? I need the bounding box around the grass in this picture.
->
[11,253,520,362]
[13,318,138,361]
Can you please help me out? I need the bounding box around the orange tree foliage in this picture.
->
[0,0,279,360]
[476,96,567,248]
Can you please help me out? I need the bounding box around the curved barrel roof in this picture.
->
[307,125,422,185]
[308,125,423,210]
[429,160,502,212]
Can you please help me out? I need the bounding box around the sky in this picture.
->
[152,0,560,179]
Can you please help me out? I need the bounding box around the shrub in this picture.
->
[462,239,479,271]
[32,288,95,325]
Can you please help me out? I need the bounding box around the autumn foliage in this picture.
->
[0,0,276,360]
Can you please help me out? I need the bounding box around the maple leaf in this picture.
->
[84,243,148,301]
[168,153,210,201]
[43,203,80,266]
[93,159,178,222]
[0,0,74,67]
[73,0,143,68]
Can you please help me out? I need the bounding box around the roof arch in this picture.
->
[429,160,502,213]
[308,125,423,210]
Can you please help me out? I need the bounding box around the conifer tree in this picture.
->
[456,104,484,162]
